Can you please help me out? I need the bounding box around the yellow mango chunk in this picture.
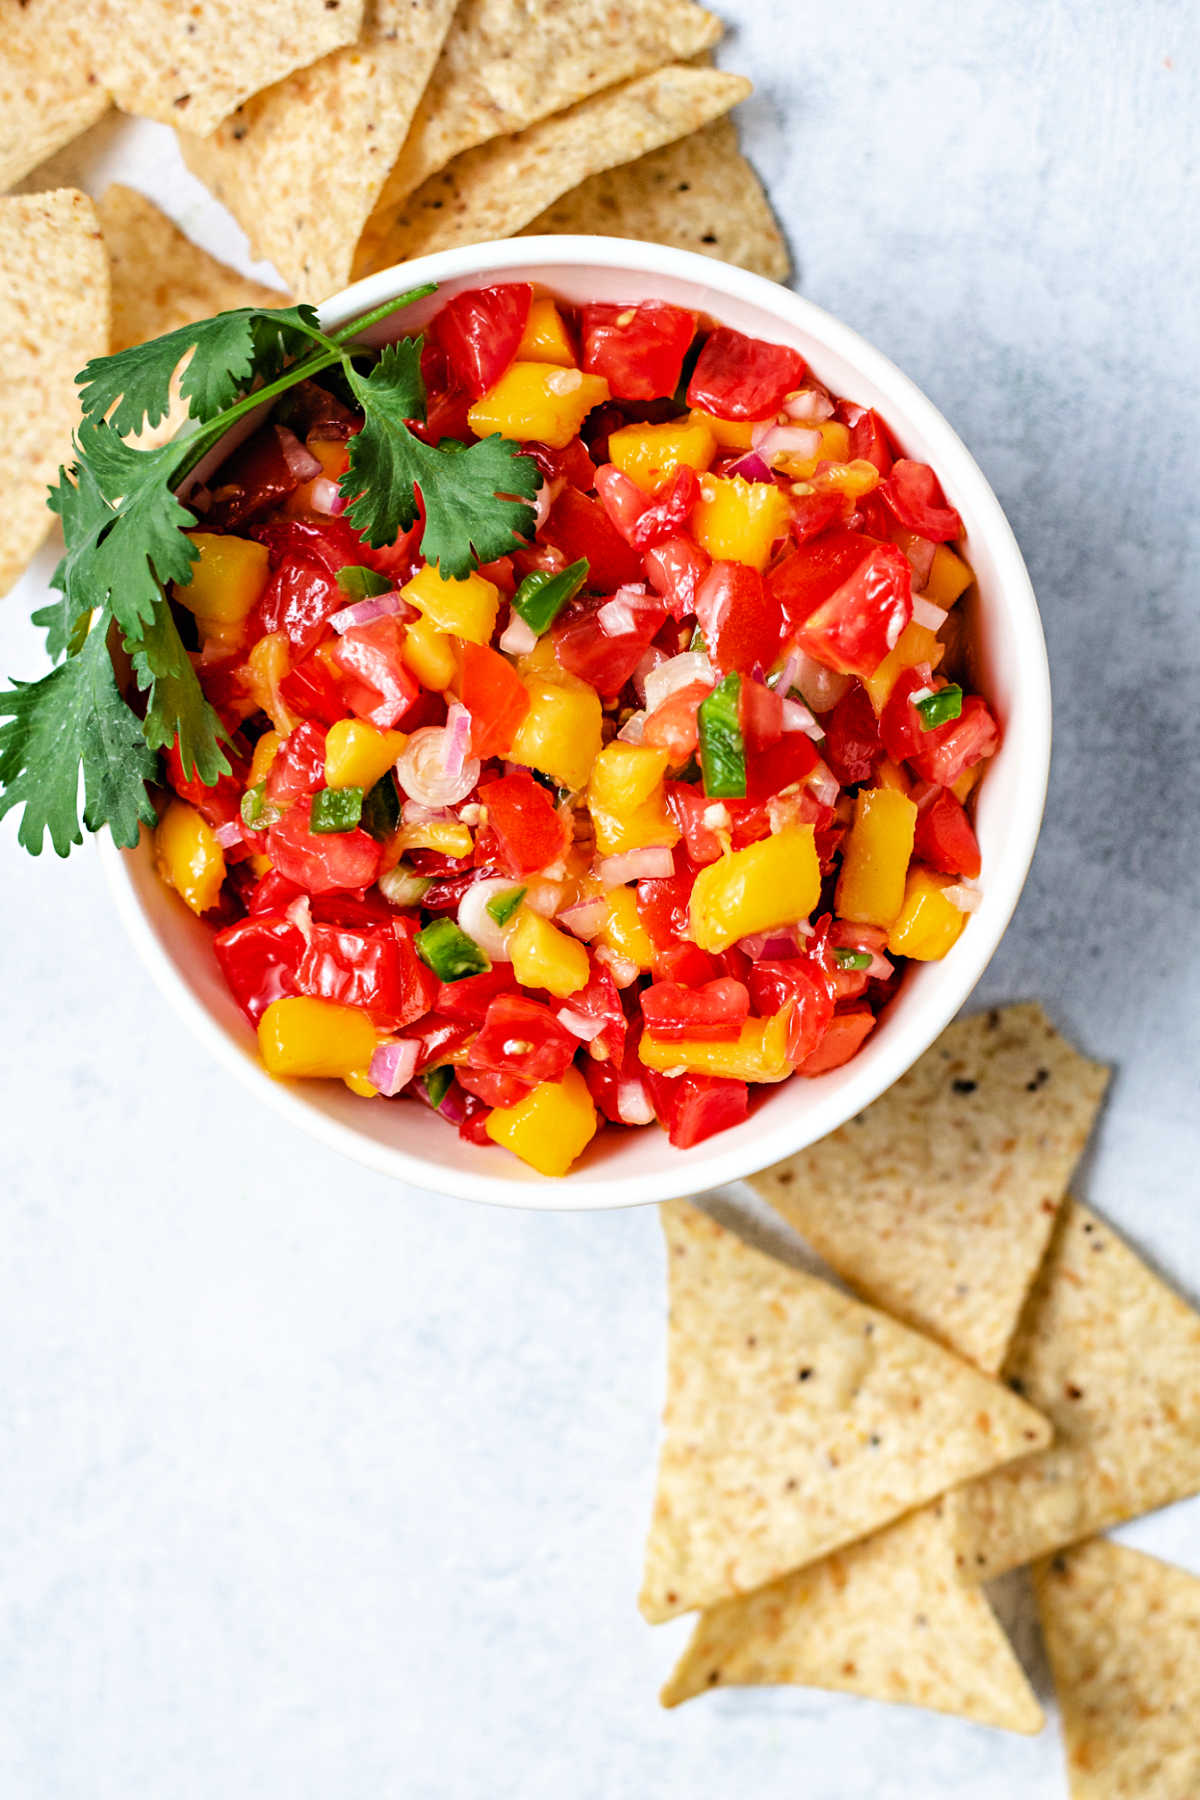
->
[402,563,499,646]
[245,631,299,734]
[688,828,820,953]
[835,787,918,927]
[518,297,576,366]
[640,1009,793,1083]
[886,867,968,961]
[248,729,281,789]
[688,408,760,451]
[863,620,944,713]
[509,907,590,998]
[258,997,377,1080]
[508,674,602,792]
[485,1066,598,1176]
[923,542,973,609]
[343,1068,379,1098]
[692,474,792,572]
[597,886,656,971]
[178,532,270,625]
[324,719,406,790]
[468,363,609,450]
[392,820,474,858]
[591,795,680,857]
[401,614,458,690]
[809,457,880,499]
[154,798,226,916]
[587,742,670,814]
[608,416,716,495]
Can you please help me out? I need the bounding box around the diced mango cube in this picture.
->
[401,614,459,690]
[468,363,609,450]
[952,762,982,804]
[248,729,281,788]
[245,630,299,734]
[608,416,717,495]
[178,532,270,626]
[836,787,918,927]
[154,798,226,916]
[587,742,670,814]
[886,867,968,960]
[639,1008,793,1082]
[324,719,406,790]
[591,795,680,857]
[518,297,576,366]
[402,563,499,645]
[484,1066,598,1176]
[688,408,760,451]
[692,474,792,572]
[779,418,853,480]
[392,819,474,857]
[598,887,656,971]
[508,674,602,792]
[688,828,820,953]
[923,543,973,609]
[508,906,590,998]
[863,620,944,713]
[343,1068,379,1097]
[258,996,378,1079]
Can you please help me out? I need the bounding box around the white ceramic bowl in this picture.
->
[100,237,1051,1209]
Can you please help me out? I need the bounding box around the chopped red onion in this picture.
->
[329,591,407,634]
[558,898,606,941]
[435,1082,468,1124]
[444,701,472,781]
[597,585,649,636]
[396,725,480,809]
[617,710,647,745]
[736,928,801,959]
[771,652,800,696]
[277,426,322,483]
[368,1039,420,1097]
[214,819,245,850]
[557,1006,605,1043]
[725,450,772,484]
[783,389,835,424]
[499,612,538,655]
[750,422,822,465]
[597,846,675,885]
[401,799,454,825]
[702,801,732,831]
[793,651,852,714]
[780,695,825,741]
[309,476,346,516]
[616,1075,655,1126]
[807,760,840,809]
[595,945,639,988]
[911,595,946,631]
[943,882,982,913]
[643,651,713,714]
[902,533,937,590]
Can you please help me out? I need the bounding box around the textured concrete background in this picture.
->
[1,4,1197,1795]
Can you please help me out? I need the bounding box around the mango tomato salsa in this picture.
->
[152,284,998,1176]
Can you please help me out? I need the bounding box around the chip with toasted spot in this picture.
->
[0,0,109,192]
[752,1003,1110,1373]
[640,1200,1050,1623]
[1035,1538,1200,1799]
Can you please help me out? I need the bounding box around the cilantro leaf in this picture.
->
[38,457,113,660]
[124,605,229,783]
[0,623,157,856]
[77,303,322,436]
[340,342,539,579]
[65,424,199,638]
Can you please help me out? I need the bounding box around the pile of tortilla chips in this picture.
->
[645,1003,1200,1797]
[1,0,785,594]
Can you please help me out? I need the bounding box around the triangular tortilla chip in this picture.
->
[640,1201,1050,1622]
[0,0,110,192]
[1035,1539,1200,1798]
[752,1003,1109,1373]
[661,1501,1043,1733]
[180,0,458,300]
[952,1201,1200,1581]
[365,0,723,227]
[354,64,751,275]
[0,190,109,595]
[58,0,367,137]
[522,119,790,283]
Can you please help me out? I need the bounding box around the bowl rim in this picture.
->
[99,235,1052,1209]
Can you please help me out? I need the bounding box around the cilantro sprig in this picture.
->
[0,284,539,856]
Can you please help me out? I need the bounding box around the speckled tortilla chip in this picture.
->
[952,1201,1200,1582]
[365,0,723,228]
[0,190,109,595]
[59,0,367,136]
[0,0,110,192]
[180,0,457,300]
[752,1004,1110,1373]
[661,1501,1043,1732]
[522,120,789,282]
[1035,1539,1200,1798]
[640,1201,1050,1623]
[354,64,751,275]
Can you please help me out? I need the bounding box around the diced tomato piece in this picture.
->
[665,782,725,865]
[458,1066,535,1109]
[643,533,711,619]
[746,957,835,1064]
[542,486,644,591]
[253,516,377,577]
[457,641,531,758]
[475,770,571,877]
[163,736,247,834]
[415,343,474,445]
[642,1067,750,1147]
[457,1091,497,1145]
[652,940,720,986]
[788,490,846,545]
[880,667,934,765]
[642,976,750,1043]
[913,786,982,878]
[745,732,819,800]
[642,680,713,763]
[278,646,348,725]
[435,283,532,399]
[739,677,784,751]
[521,436,595,493]
[636,869,694,950]
[695,561,782,677]
[822,682,883,786]
[557,962,627,1065]
[628,466,701,550]
[768,528,879,643]
[794,543,912,680]
[554,596,665,698]
[581,301,695,400]
[251,551,343,658]
[799,1008,876,1074]
[408,1013,474,1072]
[686,327,807,420]
[248,868,303,914]
[908,694,1000,787]
[332,615,419,729]
[213,913,306,1023]
[839,403,895,476]
[265,720,329,804]
[468,992,577,1084]
[295,916,435,1030]
[434,964,519,1021]
[266,801,383,894]
[881,459,963,542]
[311,890,394,927]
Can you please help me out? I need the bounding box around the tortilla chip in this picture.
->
[952,1201,1200,1581]
[354,64,752,275]
[661,1501,1043,1732]
[522,120,790,283]
[365,0,723,229]
[60,0,367,137]
[1035,1539,1200,1798]
[752,1004,1110,1374]
[0,190,109,595]
[180,0,458,301]
[640,1201,1050,1623]
[0,1,110,192]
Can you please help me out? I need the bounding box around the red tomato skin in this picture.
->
[277,648,348,726]
[458,642,531,758]
[435,284,533,399]
[252,552,343,657]
[415,343,475,445]
[839,403,896,476]
[641,680,714,763]
[739,678,784,751]
[553,595,665,699]
[642,1068,750,1147]
[635,870,695,950]
[628,466,701,550]
[542,486,645,591]
[581,302,695,400]
[686,327,807,420]
[913,787,982,878]
[332,615,419,729]
[266,802,383,894]
[213,914,306,1023]
[880,667,933,765]
[163,737,247,835]
[746,957,835,1064]
[408,1013,474,1073]
[641,976,750,1043]
[295,917,435,1030]
[664,782,725,864]
[768,529,880,644]
[458,1065,536,1108]
[557,962,627,1066]
[652,940,720,986]
[475,771,571,878]
[799,1008,876,1075]
[788,490,846,545]
[695,561,782,677]
[521,435,596,493]
[745,733,819,801]
[822,682,884,786]
[881,459,963,542]
[265,720,329,804]
[794,543,913,680]
[643,534,711,619]
[457,1092,497,1145]
[908,695,1000,787]
[434,965,519,1021]
[468,993,577,1084]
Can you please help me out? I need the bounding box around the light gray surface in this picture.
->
[2,4,1198,1796]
